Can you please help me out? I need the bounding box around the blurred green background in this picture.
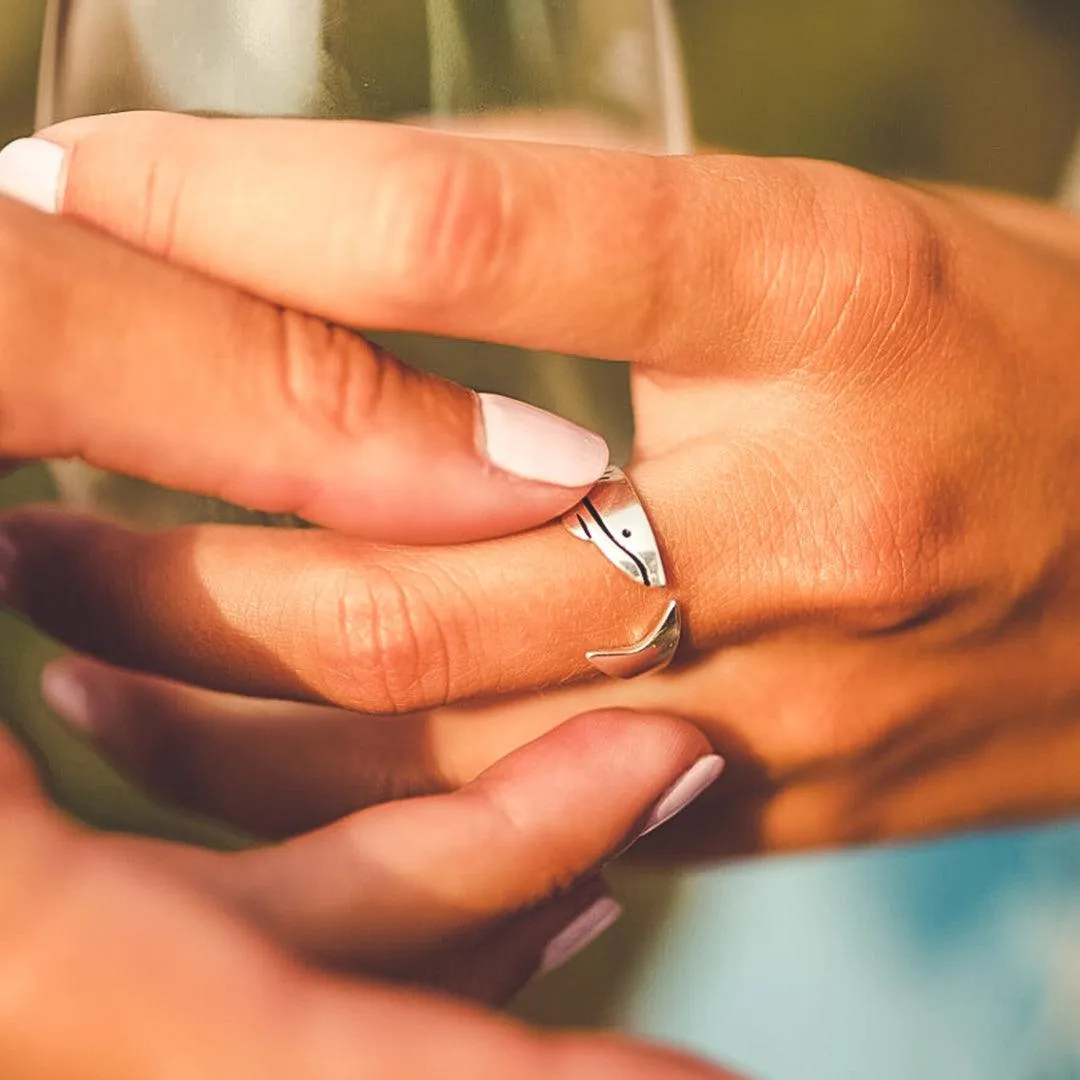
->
[3,4,1080,1078]
[7,0,1080,187]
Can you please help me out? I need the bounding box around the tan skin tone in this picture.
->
[2,110,1079,1078]
[0,711,742,1079]
[0,124,747,1077]
[2,112,1078,858]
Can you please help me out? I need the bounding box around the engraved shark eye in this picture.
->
[622,529,632,538]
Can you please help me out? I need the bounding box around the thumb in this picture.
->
[0,140,609,544]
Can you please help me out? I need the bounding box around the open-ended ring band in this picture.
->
[562,466,681,679]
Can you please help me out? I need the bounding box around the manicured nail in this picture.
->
[538,896,622,978]
[0,138,67,214]
[41,661,97,731]
[478,393,610,489]
[637,754,724,841]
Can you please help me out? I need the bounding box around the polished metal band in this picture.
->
[562,466,681,678]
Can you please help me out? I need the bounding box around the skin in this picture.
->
[0,712,740,1079]
[0,148,739,1077]
[0,183,609,543]
[2,111,1078,855]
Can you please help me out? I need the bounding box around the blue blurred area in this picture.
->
[617,822,1080,1079]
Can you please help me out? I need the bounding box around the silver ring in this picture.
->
[562,466,666,587]
[562,466,681,678]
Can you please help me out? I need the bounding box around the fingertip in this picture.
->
[560,707,716,766]
[477,393,610,490]
[536,893,622,979]
[634,753,724,840]
[41,657,105,734]
[0,137,67,214]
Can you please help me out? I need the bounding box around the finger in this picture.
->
[0,448,748,713]
[40,655,464,839]
[1,848,728,1080]
[119,710,720,973]
[1,796,731,1080]
[0,185,607,545]
[421,876,618,1005]
[37,111,902,372]
[40,656,634,841]
[0,390,821,713]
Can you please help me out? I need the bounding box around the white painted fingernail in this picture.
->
[41,662,98,732]
[0,138,67,214]
[478,393,610,489]
[637,755,724,840]
[538,896,622,978]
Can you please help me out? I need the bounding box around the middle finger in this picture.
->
[0,445,764,715]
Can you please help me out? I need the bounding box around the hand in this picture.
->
[0,707,736,1078]
[4,113,1080,854]
[0,131,612,542]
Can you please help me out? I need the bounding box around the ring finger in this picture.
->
[41,655,566,839]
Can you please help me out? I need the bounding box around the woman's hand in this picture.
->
[0,133,611,541]
[4,113,1080,854]
[0,706,734,1077]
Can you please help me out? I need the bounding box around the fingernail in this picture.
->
[0,138,67,214]
[538,896,622,978]
[41,661,98,732]
[478,393,610,489]
[637,754,724,841]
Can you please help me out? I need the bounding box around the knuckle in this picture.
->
[309,563,459,713]
[377,143,516,313]
[756,426,959,628]
[624,156,685,360]
[269,307,393,442]
[857,184,954,336]
[818,456,962,628]
[750,161,954,369]
[839,181,954,368]
[461,782,579,901]
[132,152,184,261]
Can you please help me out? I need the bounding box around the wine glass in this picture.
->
[24,0,696,1024]
[25,0,692,814]
[21,0,694,833]
[37,0,692,525]
[29,2,691,803]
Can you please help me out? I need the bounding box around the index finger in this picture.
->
[0,181,609,544]
[34,111,869,371]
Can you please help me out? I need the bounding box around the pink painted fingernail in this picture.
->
[637,754,724,841]
[0,138,67,214]
[478,393,610,489]
[41,661,99,732]
[537,896,622,977]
